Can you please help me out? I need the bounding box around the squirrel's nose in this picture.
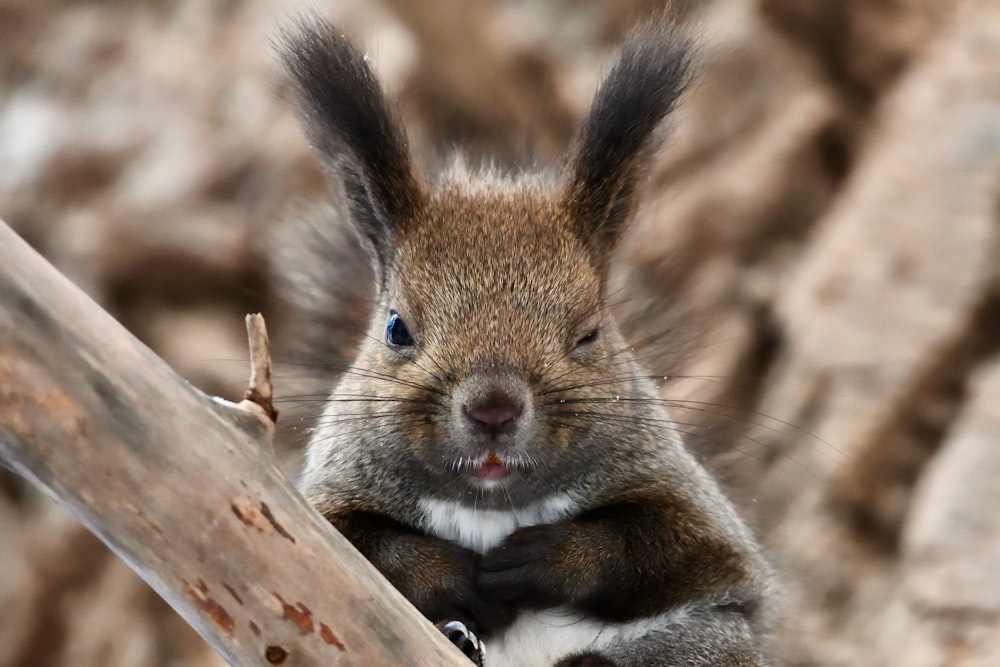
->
[463,395,522,435]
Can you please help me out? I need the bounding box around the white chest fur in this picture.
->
[486,606,693,667]
[417,494,577,554]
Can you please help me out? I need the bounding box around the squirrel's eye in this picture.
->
[386,310,415,348]
[575,328,600,348]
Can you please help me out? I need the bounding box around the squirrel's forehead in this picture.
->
[388,190,602,321]
[395,206,598,315]
[403,195,586,273]
[400,228,591,294]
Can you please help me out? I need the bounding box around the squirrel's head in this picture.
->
[284,19,690,505]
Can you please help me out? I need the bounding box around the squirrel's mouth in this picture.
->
[470,451,510,480]
[452,450,531,482]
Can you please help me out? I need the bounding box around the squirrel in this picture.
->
[278,15,775,667]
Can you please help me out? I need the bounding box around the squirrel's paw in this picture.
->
[478,523,568,608]
[407,539,517,634]
[435,619,486,667]
[426,580,518,635]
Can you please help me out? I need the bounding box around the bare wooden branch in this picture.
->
[0,219,469,667]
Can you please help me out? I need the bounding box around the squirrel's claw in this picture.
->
[436,619,486,667]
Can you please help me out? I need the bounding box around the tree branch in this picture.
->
[0,219,469,667]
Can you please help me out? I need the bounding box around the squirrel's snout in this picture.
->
[454,371,532,442]
[463,396,523,436]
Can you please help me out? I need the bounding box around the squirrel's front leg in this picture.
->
[327,508,515,635]
[478,489,754,623]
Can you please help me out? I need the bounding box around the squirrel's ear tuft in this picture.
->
[562,22,690,255]
[280,17,424,272]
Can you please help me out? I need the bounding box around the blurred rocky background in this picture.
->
[1,0,998,665]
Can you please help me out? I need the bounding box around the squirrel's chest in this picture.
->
[416,494,577,553]
[484,608,691,667]
[416,495,691,666]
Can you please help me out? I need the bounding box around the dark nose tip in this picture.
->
[463,396,523,436]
